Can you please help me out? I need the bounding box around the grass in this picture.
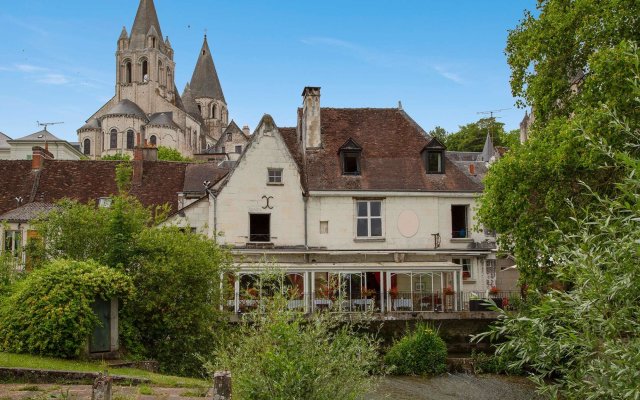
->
[0,352,208,388]
[16,385,43,391]
[138,385,153,395]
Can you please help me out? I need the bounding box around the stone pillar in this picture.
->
[213,371,232,400]
[92,373,112,400]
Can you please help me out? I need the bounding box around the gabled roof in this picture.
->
[338,138,362,152]
[0,202,58,223]
[183,163,231,194]
[102,99,148,120]
[11,129,64,142]
[129,0,164,51]
[297,108,483,192]
[223,120,247,139]
[189,36,225,102]
[422,137,446,150]
[148,112,180,129]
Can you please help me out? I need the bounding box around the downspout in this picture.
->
[303,194,309,250]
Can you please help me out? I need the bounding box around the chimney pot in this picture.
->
[242,125,250,136]
[469,163,476,175]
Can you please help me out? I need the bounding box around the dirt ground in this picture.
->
[0,384,210,400]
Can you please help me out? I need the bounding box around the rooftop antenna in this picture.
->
[37,121,64,132]
[476,109,509,144]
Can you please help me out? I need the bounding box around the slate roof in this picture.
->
[103,99,148,120]
[183,163,231,194]
[11,129,64,142]
[189,36,225,102]
[223,120,249,139]
[0,160,189,216]
[129,0,164,52]
[78,118,101,131]
[148,112,180,129]
[0,202,58,223]
[181,83,205,124]
[0,132,11,149]
[288,108,483,192]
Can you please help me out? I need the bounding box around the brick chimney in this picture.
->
[132,133,158,186]
[301,87,321,149]
[469,163,475,175]
[32,146,54,170]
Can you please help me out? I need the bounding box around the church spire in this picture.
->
[129,0,163,50]
[189,35,226,103]
[479,131,496,162]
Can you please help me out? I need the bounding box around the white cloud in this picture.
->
[433,65,464,84]
[15,64,48,73]
[37,74,69,85]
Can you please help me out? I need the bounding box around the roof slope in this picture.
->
[183,163,231,193]
[0,160,188,216]
[0,132,11,149]
[302,108,483,192]
[0,202,57,223]
[129,0,164,51]
[181,83,205,124]
[12,130,64,142]
[189,36,225,102]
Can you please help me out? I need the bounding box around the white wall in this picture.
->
[10,142,82,160]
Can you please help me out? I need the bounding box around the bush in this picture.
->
[384,324,447,375]
[0,259,133,358]
[211,291,380,400]
[471,350,522,375]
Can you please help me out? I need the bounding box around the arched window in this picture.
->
[124,60,132,84]
[197,104,202,114]
[158,60,163,85]
[110,129,118,149]
[212,104,217,119]
[83,138,91,156]
[141,59,148,82]
[151,36,156,48]
[166,67,172,88]
[126,130,134,149]
[149,135,157,146]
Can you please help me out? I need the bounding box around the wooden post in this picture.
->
[213,371,232,400]
[92,373,112,400]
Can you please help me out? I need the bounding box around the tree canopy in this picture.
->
[444,118,518,152]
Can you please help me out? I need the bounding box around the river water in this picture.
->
[367,374,541,400]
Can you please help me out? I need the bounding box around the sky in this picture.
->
[0,0,536,143]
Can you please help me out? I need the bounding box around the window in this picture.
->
[451,205,468,238]
[124,60,132,83]
[197,104,202,114]
[453,258,472,280]
[141,59,148,82]
[110,129,118,149]
[212,104,217,119]
[422,137,446,174]
[425,151,444,173]
[226,132,232,142]
[221,146,226,153]
[249,214,270,242]
[3,230,22,256]
[320,221,329,234]
[356,200,382,238]
[149,135,157,146]
[83,138,91,156]
[158,60,163,85]
[126,130,134,149]
[339,138,362,175]
[235,145,242,153]
[268,168,283,184]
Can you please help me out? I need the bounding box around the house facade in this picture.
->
[165,87,506,313]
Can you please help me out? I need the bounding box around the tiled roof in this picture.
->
[181,83,204,124]
[278,127,307,191]
[129,0,164,52]
[0,160,188,216]
[148,112,180,129]
[298,108,483,192]
[0,202,58,223]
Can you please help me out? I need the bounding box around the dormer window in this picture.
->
[339,138,362,176]
[421,137,446,174]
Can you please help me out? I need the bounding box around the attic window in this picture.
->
[421,137,446,174]
[339,138,362,176]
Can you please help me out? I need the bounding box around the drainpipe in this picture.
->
[303,194,309,250]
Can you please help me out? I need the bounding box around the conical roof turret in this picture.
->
[129,0,163,50]
[189,35,226,103]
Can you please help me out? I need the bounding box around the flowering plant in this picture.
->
[489,286,499,295]
[443,286,454,295]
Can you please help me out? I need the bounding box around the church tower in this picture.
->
[115,0,176,110]
[187,36,228,141]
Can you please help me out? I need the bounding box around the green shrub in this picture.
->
[471,350,522,375]
[384,324,447,375]
[0,259,133,358]
[211,291,380,400]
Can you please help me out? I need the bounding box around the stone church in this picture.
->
[77,0,247,159]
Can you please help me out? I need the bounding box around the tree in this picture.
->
[158,146,193,162]
[446,118,508,152]
[427,126,448,145]
[506,0,640,124]
[478,0,640,287]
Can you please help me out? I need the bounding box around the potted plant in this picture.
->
[489,286,503,309]
[361,287,376,299]
[388,287,398,299]
[443,286,454,296]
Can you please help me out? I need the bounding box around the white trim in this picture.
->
[309,190,480,197]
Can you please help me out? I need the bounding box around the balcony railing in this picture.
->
[224,290,521,314]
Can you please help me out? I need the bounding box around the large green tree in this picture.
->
[478,0,640,287]
[445,118,512,152]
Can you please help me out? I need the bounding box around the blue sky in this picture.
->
[0,0,535,142]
